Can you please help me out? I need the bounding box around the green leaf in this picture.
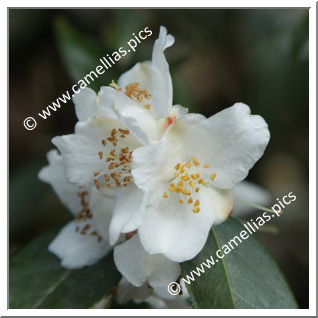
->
[9,161,49,238]
[9,224,121,309]
[54,17,115,91]
[181,217,298,309]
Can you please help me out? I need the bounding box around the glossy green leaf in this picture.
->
[9,225,121,309]
[181,217,298,309]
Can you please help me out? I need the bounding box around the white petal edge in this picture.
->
[151,26,175,118]
[114,235,181,288]
[48,221,112,269]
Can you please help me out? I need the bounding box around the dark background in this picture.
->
[9,9,309,308]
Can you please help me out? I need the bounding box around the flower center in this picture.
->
[162,157,216,213]
[93,128,133,189]
[110,80,152,109]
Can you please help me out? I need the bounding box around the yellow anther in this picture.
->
[163,192,168,198]
[119,128,129,135]
[180,167,185,173]
[189,181,195,188]
[188,198,193,204]
[178,181,184,187]
[191,173,200,180]
[174,172,180,178]
[191,157,200,166]
[185,161,192,168]
[198,179,204,184]
[145,104,151,109]
[94,179,100,188]
[182,189,191,196]
[168,184,176,192]
[192,207,200,213]
[195,187,200,193]
[194,200,200,207]
[210,173,216,181]
[204,164,210,168]
[179,200,184,204]
[181,175,190,181]
[174,163,181,170]
[175,187,181,193]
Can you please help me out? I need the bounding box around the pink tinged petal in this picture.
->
[38,150,85,215]
[109,183,147,245]
[114,235,181,288]
[138,187,234,263]
[168,103,270,189]
[89,187,115,241]
[48,221,112,269]
[151,26,175,118]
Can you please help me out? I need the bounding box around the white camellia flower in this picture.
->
[38,150,114,269]
[52,26,192,245]
[114,233,181,288]
[131,103,270,262]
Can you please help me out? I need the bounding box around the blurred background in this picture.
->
[9,9,309,308]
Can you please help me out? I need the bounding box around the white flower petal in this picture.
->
[132,140,184,200]
[114,105,154,146]
[114,235,180,288]
[117,61,152,95]
[151,26,175,117]
[116,277,151,304]
[138,187,234,262]
[48,221,112,269]
[167,103,270,189]
[38,150,83,215]
[73,87,99,121]
[89,187,115,241]
[98,86,135,120]
[52,117,142,186]
[109,183,147,245]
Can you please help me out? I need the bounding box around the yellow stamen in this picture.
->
[163,192,168,198]
[210,173,216,181]
[179,200,184,204]
[204,164,210,168]
[192,207,200,213]
[194,200,200,207]
[188,198,193,204]
[181,175,190,181]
